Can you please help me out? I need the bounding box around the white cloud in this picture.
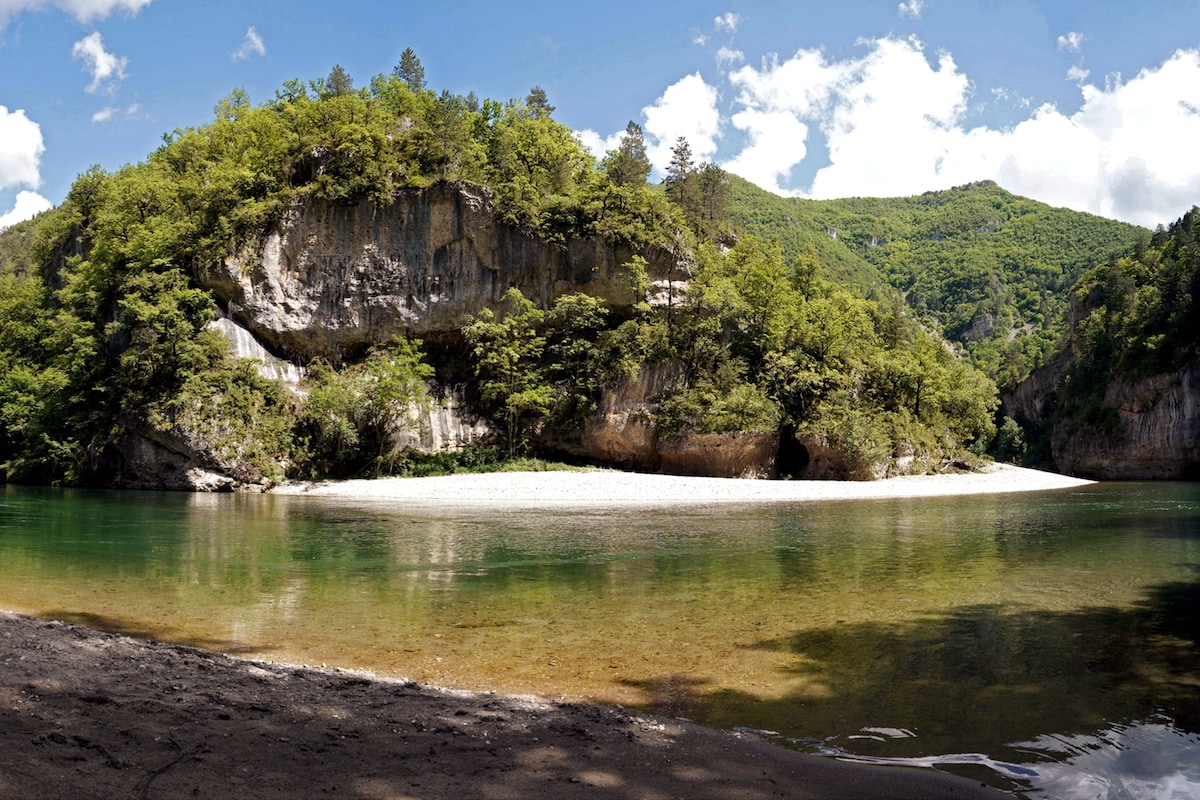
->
[0,105,43,191]
[725,109,810,194]
[0,189,52,230]
[576,73,722,179]
[1067,64,1090,83]
[1058,31,1085,53]
[898,0,926,20]
[72,31,127,94]
[0,105,49,230]
[722,37,1200,226]
[575,128,624,160]
[0,0,151,27]
[232,25,265,61]
[691,31,709,46]
[90,101,142,123]
[716,46,744,67]
[641,72,722,170]
[714,12,740,33]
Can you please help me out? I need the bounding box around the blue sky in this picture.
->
[2,0,1199,230]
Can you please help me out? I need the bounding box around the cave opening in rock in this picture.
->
[776,431,810,479]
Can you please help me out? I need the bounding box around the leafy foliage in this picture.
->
[295,338,434,477]
[1051,207,1200,428]
[458,239,999,476]
[727,178,1142,387]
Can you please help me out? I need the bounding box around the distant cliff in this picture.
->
[1004,208,1200,480]
[1005,358,1200,480]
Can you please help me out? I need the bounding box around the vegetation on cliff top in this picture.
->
[1010,207,1200,467]
[0,54,1147,485]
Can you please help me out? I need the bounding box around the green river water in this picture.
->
[2,481,1198,799]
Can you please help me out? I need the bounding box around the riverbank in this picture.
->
[273,462,1094,504]
[0,611,1011,799]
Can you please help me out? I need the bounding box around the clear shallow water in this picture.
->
[1,481,1198,798]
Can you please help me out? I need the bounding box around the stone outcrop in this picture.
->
[580,363,682,472]
[199,183,685,361]
[396,390,493,454]
[94,417,240,492]
[657,432,777,478]
[209,317,306,390]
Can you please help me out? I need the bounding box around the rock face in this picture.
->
[199,183,684,361]
[1005,358,1200,480]
[95,417,239,492]
[657,432,777,478]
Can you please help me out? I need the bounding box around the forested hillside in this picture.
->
[0,57,1142,488]
[728,178,1142,387]
[1007,207,1200,474]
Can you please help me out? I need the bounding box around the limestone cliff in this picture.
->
[1006,360,1200,480]
[199,183,684,361]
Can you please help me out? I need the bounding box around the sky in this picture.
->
[2,0,1199,231]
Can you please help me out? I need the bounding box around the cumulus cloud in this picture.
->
[722,37,1200,226]
[1067,64,1090,82]
[232,25,265,61]
[72,31,127,93]
[0,105,49,229]
[578,73,722,176]
[641,72,722,169]
[1058,31,1085,53]
[0,0,151,27]
[898,0,926,20]
[0,189,52,229]
[0,105,43,190]
[725,109,810,192]
[714,12,740,33]
[575,128,624,160]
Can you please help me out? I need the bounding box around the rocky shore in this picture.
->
[1,612,1011,799]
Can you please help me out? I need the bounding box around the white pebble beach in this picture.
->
[272,462,1094,504]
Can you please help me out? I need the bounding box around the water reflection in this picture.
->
[2,482,1200,798]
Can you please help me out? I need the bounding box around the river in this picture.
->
[1,481,1198,799]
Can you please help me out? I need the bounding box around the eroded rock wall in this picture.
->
[1005,357,1200,480]
[1052,364,1200,479]
[199,183,683,361]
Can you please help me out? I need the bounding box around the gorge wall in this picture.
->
[116,181,771,489]
[1005,358,1200,480]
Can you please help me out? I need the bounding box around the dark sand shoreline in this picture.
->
[1,611,1012,799]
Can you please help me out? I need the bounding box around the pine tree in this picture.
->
[605,121,651,187]
[664,136,695,213]
[394,47,425,92]
[525,86,554,118]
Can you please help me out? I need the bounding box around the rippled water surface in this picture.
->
[2,481,1198,798]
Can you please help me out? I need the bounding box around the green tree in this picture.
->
[463,288,556,456]
[394,47,426,92]
[313,65,354,98]
[604,121,651,187]
[525,86,554,118]
[297,338,433,476]
[663,136,695,213]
